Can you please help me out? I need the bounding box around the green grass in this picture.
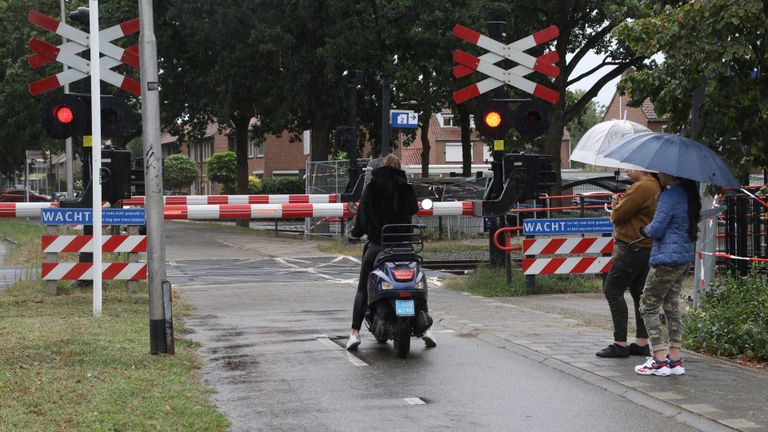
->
[445,265,602,297]
[0,281,229,432]
[317,237,490,257]
[0,220,46,266]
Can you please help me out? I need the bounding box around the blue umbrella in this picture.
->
[601,132,740,187]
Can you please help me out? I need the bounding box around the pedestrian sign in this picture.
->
[390,110,418,128]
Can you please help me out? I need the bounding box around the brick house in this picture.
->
[161,123,310,194]
[601,92,667,132]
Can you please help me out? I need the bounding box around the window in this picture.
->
[445,143,465,163]
[440,114,457,128]
[251,136,264,158]
[227,134,236,152]
[482,144,492,162]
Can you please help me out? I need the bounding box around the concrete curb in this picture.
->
[438,319,740,432]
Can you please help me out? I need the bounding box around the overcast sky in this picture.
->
[567,51,621,108]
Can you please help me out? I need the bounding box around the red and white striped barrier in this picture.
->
[522,256,613,275]
[42,235,147,253]
[163,201,473,220]
[522,236,613,275]
[522,237,613,255]
[698,251,768,263]
[122,194,338,206]
[42,263,147,280]
[0,202,57,217]
[1,201,474,219]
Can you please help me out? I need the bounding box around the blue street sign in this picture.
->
[40,208,146,226]
[522,217,613,236]
[390,110,418,129]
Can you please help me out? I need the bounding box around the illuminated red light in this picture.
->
[54,106,74,124]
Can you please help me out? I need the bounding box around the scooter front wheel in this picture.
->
[394,317,411,358]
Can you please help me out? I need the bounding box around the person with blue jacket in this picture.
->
[634,173,701,377]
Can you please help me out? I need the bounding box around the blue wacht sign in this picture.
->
[522,217,613,235]
[40,208,146,226]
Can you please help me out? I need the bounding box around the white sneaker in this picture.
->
[422,329,437,348]
[634,357,671,376]
[346,332,361,351]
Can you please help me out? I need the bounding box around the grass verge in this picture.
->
[0,281,229,431]
[444,265,602,297]
[0,219,45,266]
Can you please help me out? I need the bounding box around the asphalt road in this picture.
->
[166,222,699,432]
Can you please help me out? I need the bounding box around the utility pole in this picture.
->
[138,0,172,354]
[380,74,392,156]
[61,0,74,197]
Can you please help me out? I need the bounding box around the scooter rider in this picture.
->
[346,154,437,351]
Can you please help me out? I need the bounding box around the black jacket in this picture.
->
[350,166,418,245]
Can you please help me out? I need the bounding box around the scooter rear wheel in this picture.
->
[394,318,411,358]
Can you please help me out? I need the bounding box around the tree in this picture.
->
[566,89,605,153]
[163,153,198,192]
[206,152,237,194]
[508,1,648,191]
[615,0,768,179]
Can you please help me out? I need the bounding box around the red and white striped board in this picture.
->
[522,237,613,255]
[42,262,147,280]
[451,23,561,104]
[163,201,474,220]
[122,194,338,206]
[522,256,612,275]
[0,202,56,217]
[42,235,147,253]
[1,201,473,219]
[26,10,140,96]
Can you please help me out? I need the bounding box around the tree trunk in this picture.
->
[311,115,331,162]
[232,114,251,228]
[458,104,472,177]
[420,108,432,178]
[543,101,565,197]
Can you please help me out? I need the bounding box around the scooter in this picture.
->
[364,223,432,358]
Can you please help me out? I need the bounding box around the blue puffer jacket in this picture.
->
[642,183,694,266]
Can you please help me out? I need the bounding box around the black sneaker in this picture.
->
[596,344,629,358]
[628,343,651,357]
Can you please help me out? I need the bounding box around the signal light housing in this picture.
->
[513,100,551,138]
[474,101,512,140]
[41,94,135,139]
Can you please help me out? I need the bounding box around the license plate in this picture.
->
[395,299,415,316]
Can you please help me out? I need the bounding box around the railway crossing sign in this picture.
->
[452,24,560,105]
[27,10,141,96]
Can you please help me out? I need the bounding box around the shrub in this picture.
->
[684,265,768,360]
[248,176,263,194]
[261,177,304,194]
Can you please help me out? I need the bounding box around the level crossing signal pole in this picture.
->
[139,0,173,354]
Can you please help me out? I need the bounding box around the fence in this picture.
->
[304,159,353,237]
[721,186,767,275]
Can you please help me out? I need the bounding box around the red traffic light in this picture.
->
[54,105,74,124]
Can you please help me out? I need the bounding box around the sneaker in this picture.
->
[667,356,685,375]
[346,332,360,351]
[628,342,651,357]
[635,357,671,376]
[596,344,629,358]
[422,329,437,348]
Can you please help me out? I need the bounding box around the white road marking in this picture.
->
[316,336,368,367]
[404,397,426,405]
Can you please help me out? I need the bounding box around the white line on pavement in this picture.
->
[404,397,426,405]
[316,336,368,367]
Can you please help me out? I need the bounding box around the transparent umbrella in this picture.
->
[570,119,651,170]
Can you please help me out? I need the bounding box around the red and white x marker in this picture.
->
[26,10,140,96]
[452,24,561,105]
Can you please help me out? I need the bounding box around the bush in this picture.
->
[248,176,263,194]
[261,177,304,194]
[684,265,768,360]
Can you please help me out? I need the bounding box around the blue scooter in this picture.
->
[364,223,432,358]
